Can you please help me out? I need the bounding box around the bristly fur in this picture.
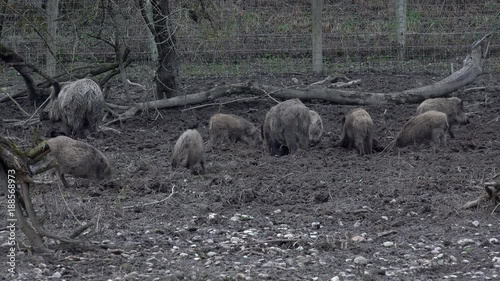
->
[340,108,374,156]
[395,110,449,150]
[41,79,105,138]
[172,129,206,174]
[263,99,311,156]
[209,113,261,147]
[46,136,112,186]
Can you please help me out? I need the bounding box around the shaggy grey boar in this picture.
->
[46,136,112,187]
[172,129,206,174]
[416,97,468,138]
[40,78,105,138]
[395,110,449,151]
[309,110,323,145]
[340,108,374,156]
[263,99,311,156]
[209,113,261,146]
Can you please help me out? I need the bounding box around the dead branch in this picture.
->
[462,182,500,210]
[102,33,492,118]
[123,185,175,209]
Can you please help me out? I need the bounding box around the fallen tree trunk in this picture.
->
[112,33,492,116]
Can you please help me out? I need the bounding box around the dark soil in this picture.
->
[1,69,499,281]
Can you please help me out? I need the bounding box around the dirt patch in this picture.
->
[1,70,499,280]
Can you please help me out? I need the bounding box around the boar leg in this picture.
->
[448,125,456,139]
[58,172,71,188]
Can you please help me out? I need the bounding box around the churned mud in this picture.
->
[0,69,499,280]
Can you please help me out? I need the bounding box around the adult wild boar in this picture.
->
[340,108,374,156]
[263,99,311,156]
[308,110,323,145]
[395,110,449,151]
[46,136,112,187]
[40,78,105,138]
[172,129,206,174]
[209,113,261,146]
[416,97,468,138]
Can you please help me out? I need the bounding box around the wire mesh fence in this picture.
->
[0,0,498,80]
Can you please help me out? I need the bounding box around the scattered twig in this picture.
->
[181,96,261,112]
[123,185,175,209]
[464,86,486,93]
[376,230,397,238]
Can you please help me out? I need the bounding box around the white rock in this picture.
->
[51,272,62,278]
[462,259,470,264]
[207,251,217,257]
[330,277,340,281]
[381,216,388,221]
[179,253,188,257]
[471,220,480,227]
[353,256,367,265]
[291,78,299,84]
[33,268,43,274]
[383,241,394,247]
[489,238,499,244]
[457,238,474,246]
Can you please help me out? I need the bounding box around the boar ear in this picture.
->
[50,80,61,98]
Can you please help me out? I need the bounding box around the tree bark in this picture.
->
[46,0,59,77]
[138,0,180,99]
[0,0,7,39]
[0,43,43,104]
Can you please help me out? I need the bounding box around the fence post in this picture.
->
[312,0,323,74]
[46,0,59,76]
[396,0,407,60]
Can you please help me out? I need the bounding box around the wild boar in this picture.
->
[416,97,468,138]
[46,136,112,187]
[208,113,261,147]
[263,99,311,156]
[40,78,105,138]
[340,108,374,156]
[395,110,449,151]
[172,129,206,174]
[308,110,323,145]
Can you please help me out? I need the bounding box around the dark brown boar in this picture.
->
[40,78,105,138]
[46,136,112,187]
[209,113,261,146]
[308,110,323,145]
[416,97,468,138]
[263,99,311,156]
[340,108,374,156]
[395,110,449,151]
[172,129,206,174]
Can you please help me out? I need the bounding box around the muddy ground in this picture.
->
[0,68,499,281]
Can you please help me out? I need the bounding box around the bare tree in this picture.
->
[137,0,180,99]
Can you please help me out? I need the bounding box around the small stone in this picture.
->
[223,174,233,183]
[462,259,470,264]
[353,256,367,265]
[383,241,394,247]
[291,78,299,84]
[351,235,365,242]
[330,277,340,281]
[179,253,188,257]
[273,209,281,214]
[457,238,474,246]
[51,272,62,278]
[489,238,499,244]
[192,236,202,242]
[207,251,217,257]
[449,255,457,263]
[311,222,321,229]
[381,216,388,221]
[471,220,480,227]
[33,268,43,274]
